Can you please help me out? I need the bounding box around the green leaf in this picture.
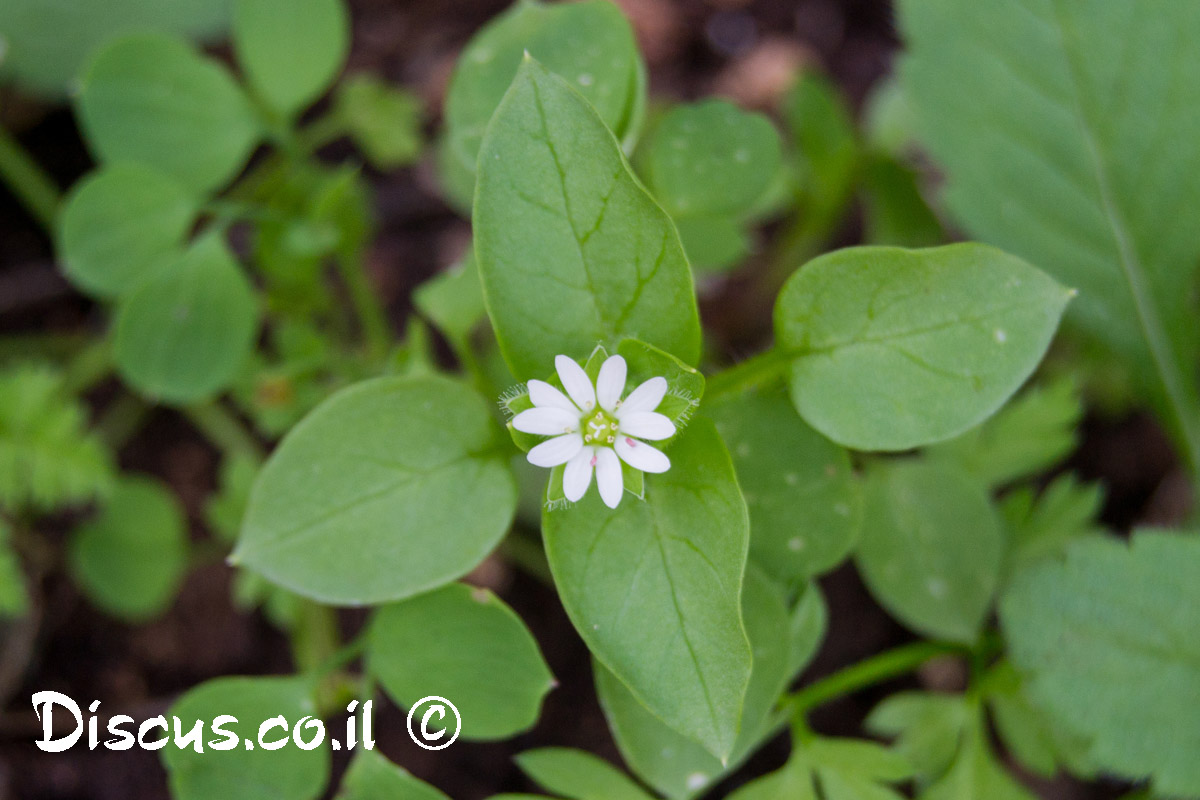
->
[162,676,328,800]
[642,99,782,219]
[335,74,424,169]
[709,384,860,584]
[232,0,348,116]
[414,252,487,352]
[855,460,1003,643]
[0,0,231,97]
[900,0,1200,461]
[999,473,1104,578]
[368,583,553,740]
[866,692,970,782]
[0,363,113,513]
[68,475,188,621]
[860,155,943,249]
[444,0,644,191]
[920,710,1035,800]
[927,377,1082,487]
[983,662,1062,778]
[596,572,825,799]
[0,520,29,618]
[775,244,1072,451]
[1000,531,1200,796]
[516,748,654,800]
[781,72,859,240]
[77,33,260,192]
[729,737,912,800]
[205,453,259,545]
[673,215,750,273]
[58,163,198,299]
[114,233,259,404]
[235,375,516,605]
[543,418,750,760]
[336,750,450,800]
[474,58,700,380]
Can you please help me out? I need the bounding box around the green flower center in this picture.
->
[581,407,619,446]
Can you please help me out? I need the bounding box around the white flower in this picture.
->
[513,354,675,509]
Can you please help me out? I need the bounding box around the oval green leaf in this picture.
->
[337,750,450,800]
[114,233,259,404]
[68,475,188,621]
[235,375,517,605]
[775,244,1071,451]
[475,58,700,379]
[58,163,197,298]
[233,0,349,116]
[543,418,750,760]
[77,33,261,192]
[855,459,1003,644]
[643,99,782,218]
[368,583,553,740]
[163,676,328,800]
[709,385,860,584]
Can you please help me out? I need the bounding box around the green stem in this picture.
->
[786,641,964,717]
[181,402,265,463]
[335,249,391,363]
[61,337,114,395]
[705,346,794,402]
[0,126,61,234]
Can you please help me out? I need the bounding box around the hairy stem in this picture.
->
[0,126,61,234]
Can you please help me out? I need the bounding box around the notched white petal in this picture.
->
[513,406,579,435]
[595,447,624,509]
[595,355,627,411]
[618,411,675,441]
[563,446,595,502]
[528,433,584,468]
[527,379,579,412]
[615,436,670,473]
[555,355,596,411]
[618,376,668,417]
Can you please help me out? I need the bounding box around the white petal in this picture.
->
[617,376,668,417]
[512,407,579,435]
[595,447,624,509]
[618,411,675,441]
[528,433,583,468]
[595,355,627,411]
[555,355,596,411]
[563,447,595,502]
[615,436,670,473]
[527,379,578,412]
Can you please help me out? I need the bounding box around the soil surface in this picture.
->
[0,1,1179,798]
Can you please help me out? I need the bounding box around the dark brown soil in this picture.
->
[0,1,1180,798]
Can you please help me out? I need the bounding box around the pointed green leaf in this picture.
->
[475,58,700,380]
[516,748,654,800]
[235,376,517,605]
[336,750,450,800]
[775,244,1071,451]
[543,419,750,760]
